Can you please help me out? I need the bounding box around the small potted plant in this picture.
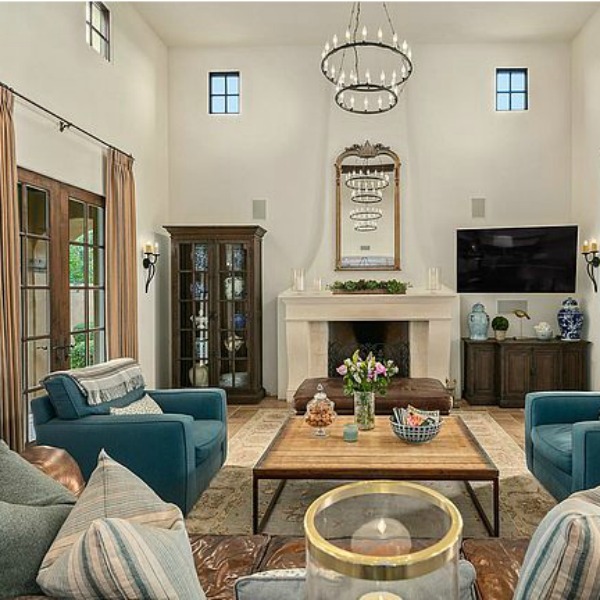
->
[491,316,509,341]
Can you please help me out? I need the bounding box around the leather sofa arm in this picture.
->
[20,445,85,497]
[148,388,227,422]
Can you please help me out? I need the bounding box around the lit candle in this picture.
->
[154,242,159,254]
[359,593,402,600]
[377,27,383,42]
[351,517,411,556]
[591,239,598,252]
[582,239,590,253]
[143,241,154,253]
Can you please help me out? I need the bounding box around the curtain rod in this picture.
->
[0,80,134,161]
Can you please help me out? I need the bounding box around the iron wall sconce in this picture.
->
[143,241,160,293]
[582,238,599,293]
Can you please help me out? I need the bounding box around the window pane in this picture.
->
[511,71,526,92]
[89,289,105,329]
[89,206,104,246]
[70,289,86,332]
[89,329,106,365]
[211,96,226,114]
[227,75,239,94]
[91,30,102,53]
[512,93,527,110]
[89,247,104,286]
[18,183,23,233]
[101,38,109,60]
[496,71,510,92]
[496,93,510,111]
[69,199,86,242]
[211,76,226,95]
[27,187,48,236]
[26,340,50,390]
[91,4,103,30]
[70,327,88,369]
[26,239,49,286]
[26,289,50,337]
[227,96,240,114]
[69,244,86,286]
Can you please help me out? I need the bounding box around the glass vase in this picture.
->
[354,391,375,430]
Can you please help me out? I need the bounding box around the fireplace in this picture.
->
[327,321,410,377]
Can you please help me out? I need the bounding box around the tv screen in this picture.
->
[457,226,578,293]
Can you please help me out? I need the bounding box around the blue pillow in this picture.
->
[43,374,145,420]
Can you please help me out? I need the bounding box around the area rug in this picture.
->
[186,410,556,538]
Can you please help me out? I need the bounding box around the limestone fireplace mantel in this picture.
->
[277,287,459,401]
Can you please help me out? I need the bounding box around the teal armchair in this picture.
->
[32,387,227,515]
[525,391,600,501]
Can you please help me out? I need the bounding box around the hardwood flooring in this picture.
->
[227,397,526,450]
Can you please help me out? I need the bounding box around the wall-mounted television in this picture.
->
[457,225,578,293]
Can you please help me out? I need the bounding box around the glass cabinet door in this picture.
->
[218,242,250,390]
[178,242,212,387]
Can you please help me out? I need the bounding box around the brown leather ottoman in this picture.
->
[293,377,453,415]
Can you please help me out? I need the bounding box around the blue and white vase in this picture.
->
[233,247,245,271]
[233,313,246,329]
[557,297,584,341]
[194,245,208,271]
[468,303,490,340]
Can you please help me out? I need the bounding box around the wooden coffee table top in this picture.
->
[254,415,498,481]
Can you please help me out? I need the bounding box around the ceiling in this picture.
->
[135,2,599,47]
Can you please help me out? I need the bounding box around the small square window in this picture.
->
[209,72,240,115]
[86,2,110,62]
[496,68,528,111]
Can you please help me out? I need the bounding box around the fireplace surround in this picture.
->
[278,287,458,401]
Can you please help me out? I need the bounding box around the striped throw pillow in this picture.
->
[514,487,600,599]
[110,394,163,415]
[37,451,206,599]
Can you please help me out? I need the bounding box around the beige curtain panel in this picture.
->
[106,149,139,361]
[0,88,23,451]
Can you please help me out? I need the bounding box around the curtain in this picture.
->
[106,149,139,361]
[0,88,23,451]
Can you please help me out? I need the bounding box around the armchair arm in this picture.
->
[572,421,600,492]
[147,388,227,422]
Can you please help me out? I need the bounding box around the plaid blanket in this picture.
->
[43,358,145,406]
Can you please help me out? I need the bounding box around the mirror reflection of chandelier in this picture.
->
[350,207,383,221]
[351,188,383,204]
[345,168,389,191]
[320,2,413,114]
[354,221,378,232]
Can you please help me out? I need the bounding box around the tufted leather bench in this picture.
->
[293,376,453,415]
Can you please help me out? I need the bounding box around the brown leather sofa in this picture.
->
[294,377,453,414]
[16,446,526,600]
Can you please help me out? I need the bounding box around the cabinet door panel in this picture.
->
[464,344,496,404]
[532,348,561,392]
[562,346,587,390]
[501,347,532,407]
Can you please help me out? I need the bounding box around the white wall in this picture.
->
[572,8,600,388]
[0,2,169,386]
[168,41,573,396]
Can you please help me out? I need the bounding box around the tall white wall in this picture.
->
[572,8,600,388]
[0,2,169,386]
[168,42,573,396]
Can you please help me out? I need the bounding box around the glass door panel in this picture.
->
[189,243,210,387]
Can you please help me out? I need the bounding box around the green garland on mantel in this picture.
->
[329,279,410,295]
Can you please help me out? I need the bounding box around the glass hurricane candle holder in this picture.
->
[304,481,462,599]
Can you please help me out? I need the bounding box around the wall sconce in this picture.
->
[582,238,600,293]
[143,241,160,293]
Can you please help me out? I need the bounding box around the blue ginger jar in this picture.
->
[468,303,490,340]
[557,297,584,341]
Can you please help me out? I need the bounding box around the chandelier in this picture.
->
[320,2,413,114]
[354,221,378,232]
[350,207,383,221]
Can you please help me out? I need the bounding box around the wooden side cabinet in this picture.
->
[165,225,266,403]
[463,338,590,408]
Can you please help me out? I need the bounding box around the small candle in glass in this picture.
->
[343,423,358,442]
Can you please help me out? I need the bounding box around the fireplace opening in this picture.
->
[328,321,410,377]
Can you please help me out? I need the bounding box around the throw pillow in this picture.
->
[37,450,205,600]
[514,486,600,599]
[0,440,75,598]
[110,394,163,415]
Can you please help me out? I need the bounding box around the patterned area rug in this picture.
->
[185,410,555,538]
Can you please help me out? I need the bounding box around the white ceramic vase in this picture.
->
[189,363,209,387]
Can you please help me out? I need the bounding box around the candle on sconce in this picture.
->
[582,240,590,253]
[591,239,598,252]
[154,242,159,254]
[143,241,154,254]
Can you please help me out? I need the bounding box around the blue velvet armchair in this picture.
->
[525,391,600,501]
[32,387,227,515]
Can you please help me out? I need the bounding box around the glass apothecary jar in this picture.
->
[304,481,463,599]
[305,384,336,437]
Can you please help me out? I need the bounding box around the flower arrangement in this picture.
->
[336,350,399,430]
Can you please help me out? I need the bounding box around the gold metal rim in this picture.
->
[303,481,463,581]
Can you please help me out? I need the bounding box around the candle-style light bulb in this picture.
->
[324,59,329,71]
[402,39,408,52]
[333,34,338,47]
[392,70,397,84]
[364,97,369,110]
[350,95,355,108]
[377,27,383,42]
[393,33,398,46]
[362,25,368,40]
[407,48,412,60]
[325,41,330,52]
[331,65,336,79]
[378,95,383,109]
[380,70,386,83]
[345,29,351,41]
[365,69,371,83]
[401,65,407,77]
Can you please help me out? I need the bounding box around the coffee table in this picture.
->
[252,415,499,536]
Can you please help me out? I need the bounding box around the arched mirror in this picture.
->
[335,141,400,271]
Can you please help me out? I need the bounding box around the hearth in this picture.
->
[327,321,410,377]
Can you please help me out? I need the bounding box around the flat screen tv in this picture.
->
[457,225,578,293]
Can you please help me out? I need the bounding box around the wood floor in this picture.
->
[228,397,526,450]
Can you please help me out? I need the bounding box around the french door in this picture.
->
[17,168,106,440]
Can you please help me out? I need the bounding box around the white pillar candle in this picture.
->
[359,593,403,600]
[143,241,154,253]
